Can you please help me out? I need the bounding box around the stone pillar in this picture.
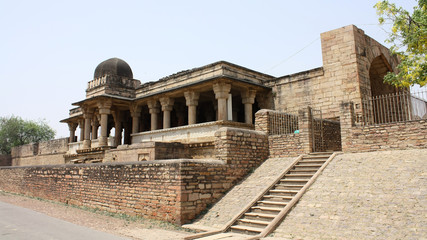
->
[98,102,111,147]
[160,97,175,129]
[184,91,200,125]
[130,104,141,134]
[112,110,122,147]
[213,83,231,121]
[298,106,313,153]
[147,100,160,130]
[242,89,257,124]
[340,101,355,152]
[68,122,78,143]
[91,116,99,140]
[82,109,94,149]
[78,119,84,142]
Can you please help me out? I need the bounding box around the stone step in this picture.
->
[263,195,293,201]
[290,168,318,172]
[244,212,277,219]
[269,189,299,194]
[293,163,323,168]
[276,184,305,188]
[308,152,333,155]
[258,200,287,206]
[285,173,314,177]
[298,159,326,164]
[230,225,264,233]
[251,206,282,212]
[284,173,314,178]
[303,154,330,159]
[280,179,309,183]
[238,218,271,226]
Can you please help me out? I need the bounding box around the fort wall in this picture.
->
[0,127,268,224]
[264,25,399,121]
[11,138,68,166]
[340,102,427,152]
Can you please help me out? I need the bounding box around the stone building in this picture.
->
[40,24,399,165]
[3,24,427,227]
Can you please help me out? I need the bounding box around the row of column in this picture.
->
[68,82,257,149]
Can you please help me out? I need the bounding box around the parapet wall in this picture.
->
[11,138,68,166]
[255,108,341,157]
[0,127,269,224]
[340,102,427,152]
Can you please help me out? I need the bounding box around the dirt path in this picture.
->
[0,191,191,240]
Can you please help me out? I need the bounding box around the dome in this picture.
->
[94,58,133,79]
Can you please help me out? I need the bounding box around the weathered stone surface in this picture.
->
[272,149,427,239]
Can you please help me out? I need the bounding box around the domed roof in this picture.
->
[94,58,133,79]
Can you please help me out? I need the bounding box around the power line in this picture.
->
[265,37,320,73]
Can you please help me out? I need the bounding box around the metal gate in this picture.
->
[311,108,324,152]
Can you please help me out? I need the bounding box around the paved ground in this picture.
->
[190,149,427,240]
[0,192,191,240]
[0,201,129,240]
[1,149,425,240]
[271,149,427,240]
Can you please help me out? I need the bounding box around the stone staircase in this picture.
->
[185,152,336,240]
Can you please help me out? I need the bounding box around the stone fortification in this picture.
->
[11,138,68,166]
[340,102,427,152]
[0,127,268,224]
[265,25,399,120]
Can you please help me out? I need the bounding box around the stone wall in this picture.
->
[11,138,69,166]
[0,127,269,224]
[104,142,190,162]
[0,155,11,166]
[255,108,313,157]
[342,120,427,152]
[340,101,427,152]
[268,134,305,157]
[263,25,399,120]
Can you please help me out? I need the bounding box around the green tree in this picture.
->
[375,0,427,87]
[0,116,56,155]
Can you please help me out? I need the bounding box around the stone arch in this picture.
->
[368,54,397,97]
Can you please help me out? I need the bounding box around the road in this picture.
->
[0,201,130,240]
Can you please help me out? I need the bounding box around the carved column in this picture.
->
[160,97,175,129]
[242,89,257,124]
[130,104,141,134]
[91,115,99,140]
[78,119,84,142]
[184,91,200,125]
[82,108,94,149]
[213,83,231,121]
[68,122,78,143]
[112,109,122,147]
[147,100,160,130]
[98,102,111,147]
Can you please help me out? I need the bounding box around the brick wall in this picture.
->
[340,101,427,152]
[0,127,269,225]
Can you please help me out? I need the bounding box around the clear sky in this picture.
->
[0,0,418,138]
